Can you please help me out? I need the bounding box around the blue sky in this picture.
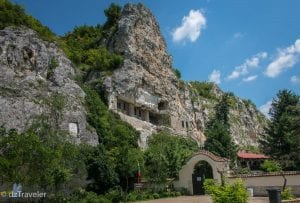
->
[12,0,300,116]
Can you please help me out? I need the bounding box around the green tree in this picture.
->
[144,132,198,183]
[84,85,144,193]
[173,68,181,79]
[260,89,300,170]
[117,148,144,192]
[204,93,237,162]
[0,126,82,193]
[104,3,122,30]
[80,144,119,194]
[260,160,282,172]
[0,0,55,41]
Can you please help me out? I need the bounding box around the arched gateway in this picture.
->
[173,150,230,195]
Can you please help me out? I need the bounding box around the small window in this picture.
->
[158,101,168,110]
[69,123,78,137]
[186,121,189,128]
[117,101,122,109]
[134,107,141,117]
[182,121,185,128]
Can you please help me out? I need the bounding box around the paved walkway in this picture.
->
[135,195,269,203]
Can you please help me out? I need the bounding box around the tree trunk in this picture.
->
[282,173,287,191]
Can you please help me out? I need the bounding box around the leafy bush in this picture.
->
[231,166,251,175]
[83,86,144,193]
[173,68,181,79]
[104,188,123,203]
[47,57,59,79]
[153,193,160,199]
[144,132,198,183]
[124,189,181,202]
[0,125,85,196]
[260,160,282,172]
[0,0,56,41]
[175,191,181,196]
[68,189,111,203]
[103,3,122,30]
[204,179,248,203]
[281,187,295,200]
[190,81,217,100]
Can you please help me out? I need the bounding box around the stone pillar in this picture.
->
[108,93,117,110]
[129,103,135,116]
[144,110,149,122]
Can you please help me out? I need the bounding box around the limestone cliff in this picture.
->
[0,4,266,149]
[101,3,266,148]
[0,27,98,145]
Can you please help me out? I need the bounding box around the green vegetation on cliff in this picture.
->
[190,81,217,100]
[61,25,122,72]
[204,93,238,162]
[0,0,55,41]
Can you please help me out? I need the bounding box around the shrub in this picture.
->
[204,179,248,203]
[281,187,295,200]
[261,160,282,172]
[0,0,56,41]
[68,190,111,203]
[47,57,59,79]
[153,193,160,199]
[232,166,251,175]
[175,191,181,196]
[104,188,123,203]
[173,68,181,79]
[190,81,217,100]
[126,192,136,201]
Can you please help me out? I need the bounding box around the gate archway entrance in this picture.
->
[192,160,213,195]
[173,150,229,195]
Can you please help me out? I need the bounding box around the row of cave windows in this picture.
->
[182,120,192,129]
[118,100,191,129]
[117,101,142,117]
[117,100,168,111]
[117,100,171,127]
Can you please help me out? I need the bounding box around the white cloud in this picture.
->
[242,75,257,82]
[291,75,300,85]
[209,70,221,84]
[172,10,206,43]
[233,32,245,39]
[265,39,300,78]
[227,52,267,80]
[259,101,272,118]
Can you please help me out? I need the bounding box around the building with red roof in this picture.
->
[237,151,270,170]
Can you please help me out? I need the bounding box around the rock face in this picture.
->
[103,3,266,148]
[190,84,266,146]
[103,4,206,148]
[0,27,98,145]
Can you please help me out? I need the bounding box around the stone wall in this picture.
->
[228,172,300,197]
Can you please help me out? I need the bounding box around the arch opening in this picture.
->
[192,160,213,195]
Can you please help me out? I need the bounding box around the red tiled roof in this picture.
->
[237,152,269,159]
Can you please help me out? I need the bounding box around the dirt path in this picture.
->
[135,195,269,203]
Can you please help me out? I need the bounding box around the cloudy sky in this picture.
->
[12,0,300,116]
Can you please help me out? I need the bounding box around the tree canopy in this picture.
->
[144,132,198,183]
[0,0,55,41]
[204,93,238,162]
[260,89,300,170]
